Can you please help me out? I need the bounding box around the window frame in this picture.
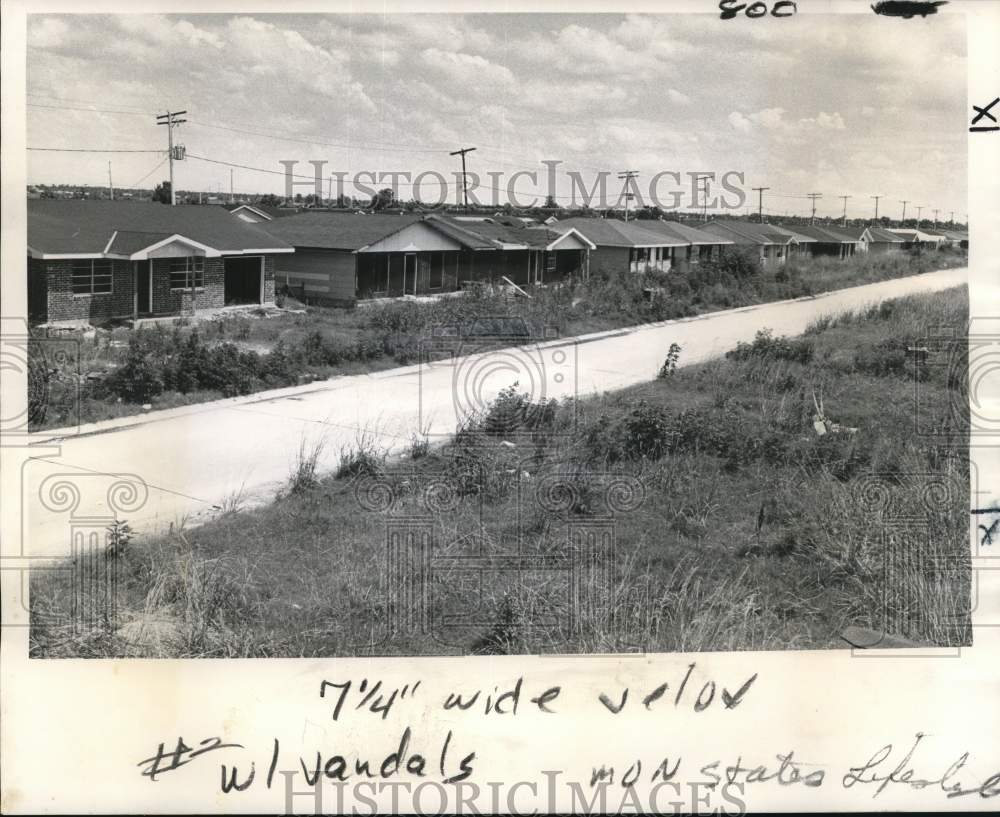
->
[168,256,206,291]
[70,259,113,297]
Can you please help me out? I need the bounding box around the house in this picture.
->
[27,200,293,325]
[633,220,735,271]
[549,217,689,275]
[258,213,593,304]
[888,227,945,250]
[775,224,859,259]
[934,228,969,249]
[837,225,906,255]
[702,220,799,268]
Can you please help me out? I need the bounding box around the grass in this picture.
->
[27,246,966,430]
[30,285,971,658]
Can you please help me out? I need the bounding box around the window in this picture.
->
[71,259,113,295]
[169,257,205,290]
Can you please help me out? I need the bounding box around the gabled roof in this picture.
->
[865,226,905,243]
[889,228,944,242]
[637,220,734,245]
[780,224,859,243]
[258,212,425,250]
[768,225,817,243]
[703,220,796,246]
[551,217,684,247]
[27,200,292,257]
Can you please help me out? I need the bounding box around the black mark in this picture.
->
[719,1,797,20]
[970,98,1000,133]
[871,1,948,19]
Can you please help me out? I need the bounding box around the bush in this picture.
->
[853,339,908,378]
[108,347,164,402]
[727,328,814,365]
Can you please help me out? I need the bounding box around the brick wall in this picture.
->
[36,257,134,323]
[150,257,225,315]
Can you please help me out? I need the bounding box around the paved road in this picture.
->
[20,267,966,560]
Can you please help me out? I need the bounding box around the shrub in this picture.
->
[853,339,908,378]
[727,328,814,364]
[108,347,164,402]
[657,343,682,379]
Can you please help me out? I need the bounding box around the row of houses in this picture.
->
[25,199,968,324]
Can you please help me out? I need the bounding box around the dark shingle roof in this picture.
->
[782,224,859,243]
[258,212,425,250]
[865,226,905,243]
[28,200,291,255]
[641,220,734,245]
[703,220,795,245]
[552,217,684,247]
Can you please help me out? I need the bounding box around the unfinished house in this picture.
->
[549,217,689,275]
[702,221,800,268]
[27,200,293,325]
[259,212,593,304]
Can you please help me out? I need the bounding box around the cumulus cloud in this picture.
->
[728,111,752,133]
[667,89,691,105]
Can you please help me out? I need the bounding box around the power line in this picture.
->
[157,110,187,206]
[128,156,169,189]
[186,119,450,155]
[26,102,152,118]
[28,147,163,153]
[27,92,155,113]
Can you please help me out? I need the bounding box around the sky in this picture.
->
[26,12,968,221]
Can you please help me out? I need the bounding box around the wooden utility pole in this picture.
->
[915,205,923,226]
[806,193,822,225]
[899,199,909,226]
[752,186,769,223]
[156,109,186,205]
[618,170,639,221]
[449,147,476,211]
[870,194,882,224]
[108,161,114,201]
[933,208,939,228]
[230,169,234,204]
[838,194,851,227]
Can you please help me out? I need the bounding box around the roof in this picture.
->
[27,199,292,257]
[865,226,905,243]
[703,220,796,246]
[551,217,685,247]
[779,224,859,243]
[258,212,425,250]
[636,220,734,245]
[889,228,945,242]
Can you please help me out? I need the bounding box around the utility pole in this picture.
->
[933,208,939,228]
[806,193,822,225]
[156,109,186,205]
[691,173,711,222]
[752,186,769,223]
[617,170,639,221]
[838,194,851,227]
[870,194,883,224]
[899,199,909,226]
[230,169,234,204]
[915,205,923,227]
[108,161,114,201]
[949,210,954,225]
[449,147,476,211]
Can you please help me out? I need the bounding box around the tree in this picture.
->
[371,187,398,211]
[544,195,558,209]
[152,180,171,204]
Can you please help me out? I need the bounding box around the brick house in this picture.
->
[27,200,293,324]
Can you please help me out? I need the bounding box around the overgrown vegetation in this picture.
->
[30,286,971,657]
[28,246,966,430]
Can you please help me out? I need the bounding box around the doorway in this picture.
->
[135,260,152,315]
[223,256,262,305]
[403,253,417,295]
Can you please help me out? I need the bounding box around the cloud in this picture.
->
[667,89,691,105]
[28,17,70,49]
[728,111,752,133]
[419,48,515,91]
